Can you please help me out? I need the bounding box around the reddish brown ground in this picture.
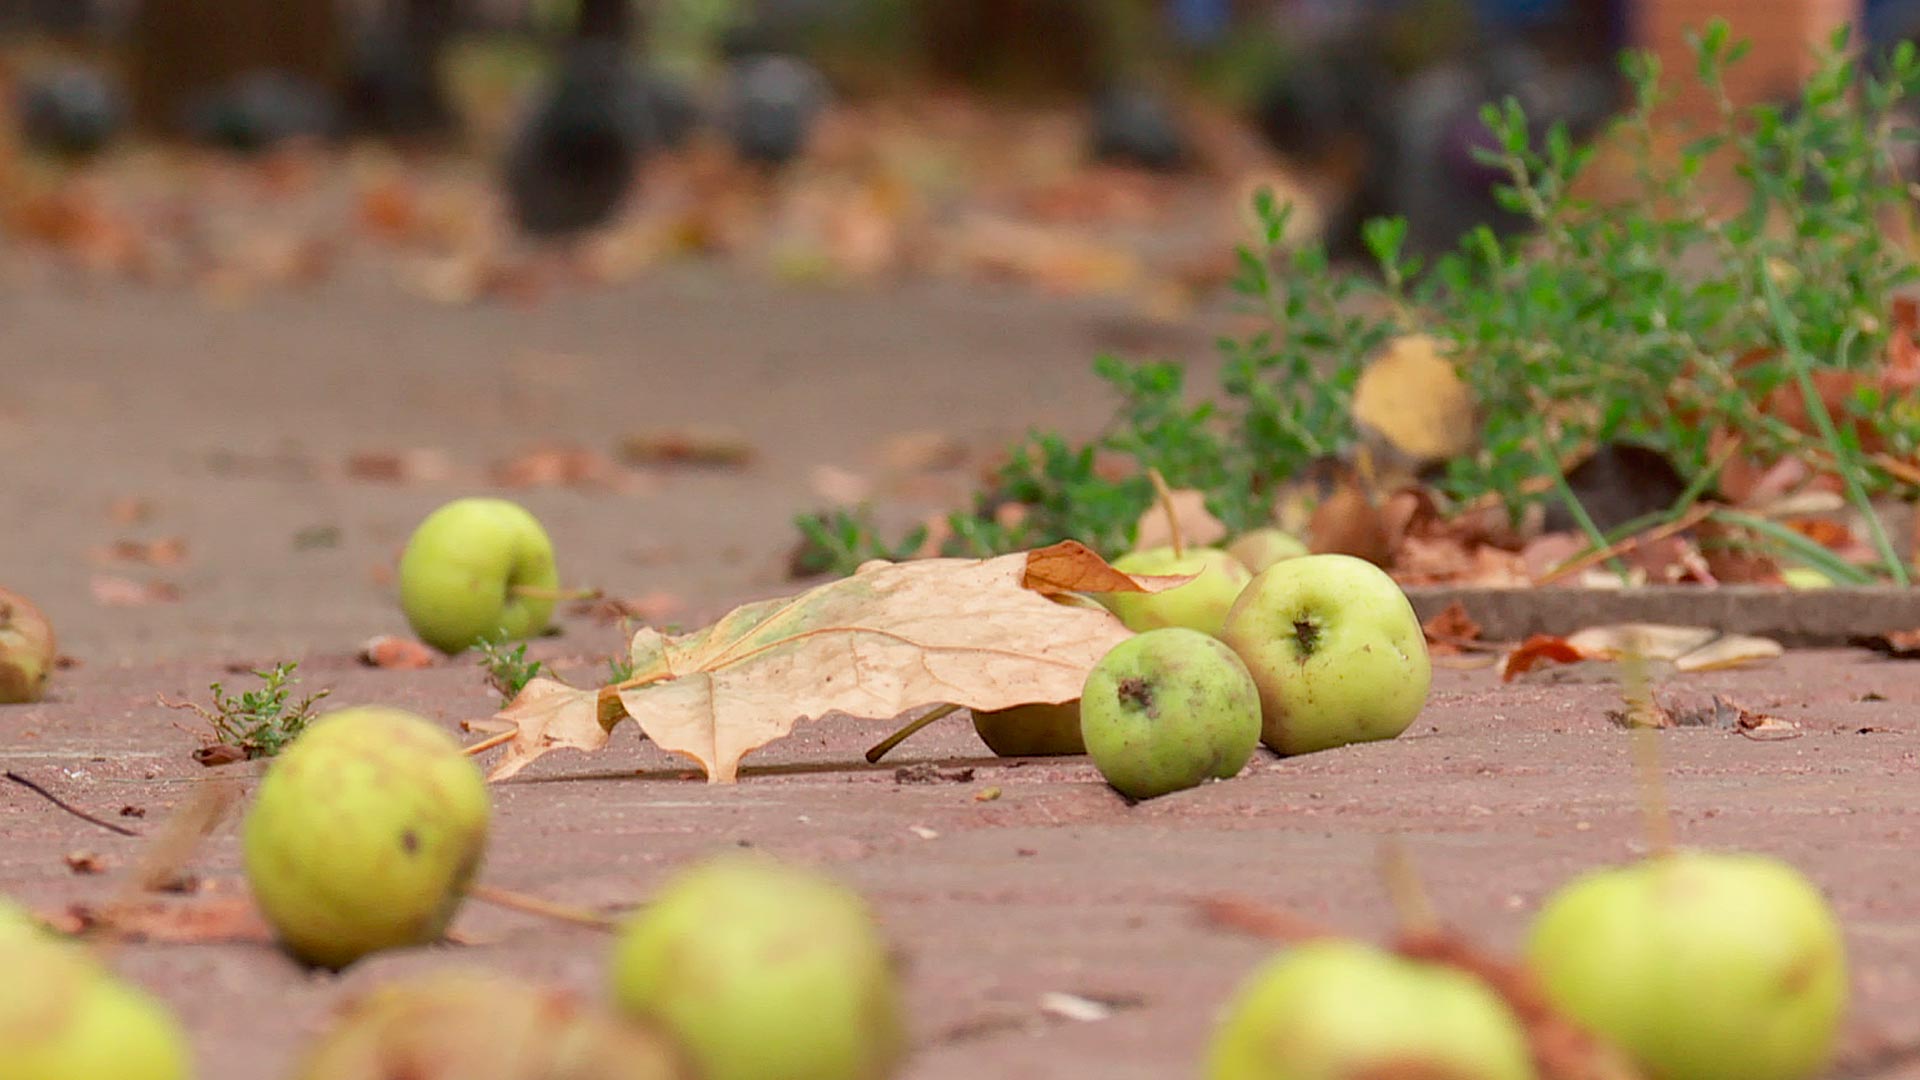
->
[2,273,1918,1078]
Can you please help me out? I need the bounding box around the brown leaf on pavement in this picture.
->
[1421,601,1483,655]
[474,543,1155,783]
[1500,635,1586,681]
[489,443,639,492]
[1852,628,1920,659]
[107,497,157,526]
[90,575,181,607]
[359,635,437,670]
[93,537,188,567]
[876,430,968,474]
[345,448,454,484]
[619,427,757,468]
[48,895,271,944]
[572,592,685,626]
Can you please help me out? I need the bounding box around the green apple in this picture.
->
[1207,938,1536,1080]
[0,897,46,943]
[294,971,690,1080]
[244,706,491,969]
[0,588,55,705]
[610,853,905,1080]
[1220,554,1430,756]
[0,935,192,1080]
[1079,627,1261,800]
[1527,850,1846,1080]
[398,497,560,655]
[972,701,1085,757]
[1226,528,1308,574]
[1101,546,1253,638]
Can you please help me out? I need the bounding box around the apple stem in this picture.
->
[463,729,518,757]
[1620,635,1677,857]
[1147,467,1184,559]
[1377,835,1442,939]
[864,703,963,764]
[509,585,603,602]
[469,883,620,930]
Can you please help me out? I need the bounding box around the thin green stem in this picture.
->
[1708,508,1876,585]
[1529,415,1631,582]
[1757,267,1910,584]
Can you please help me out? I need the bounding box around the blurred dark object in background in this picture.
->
[128,0,345,137]
[503,0,648,239]
[18,64,124,158]
[920,0,1101,97]
[346,0,460,142]
[727,52,828,166]
[181,70,339,153]
[1090,83,1186,170]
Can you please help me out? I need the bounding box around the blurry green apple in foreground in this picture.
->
[398,497,560,655]
[1528,850,1846,1080]
[1221,554,1430,755]
[1101,546,1252,638]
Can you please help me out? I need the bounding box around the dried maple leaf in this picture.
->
[1500,635,1586,681]
[472,543,1166,783]
[1421,602,1482,655]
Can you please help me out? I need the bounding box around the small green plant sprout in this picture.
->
[161,661,331,761]
[790,507,930,578]
[476,636,543,703]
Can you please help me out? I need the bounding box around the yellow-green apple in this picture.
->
[1101,546,1252,637]
[398,497,560,655]
[610,854,905,1080]
[1208,938,1535,1080]
[1220,554,1430,755]
[1527,851,1846,1080]
[244,706,491,969]
[971,701,1085,757]
[1080,627,1261,800]
[1226,528,1308,573]
[0,588,55,704]
[0,935,192,1080]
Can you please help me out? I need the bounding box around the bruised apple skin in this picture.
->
[1207,938,1536,1080]
[609,854,906,1080]
[1079,628,1262,800]
[0,935,192,1080]
[243,706,491,969]
[1527,850,1847,1080]
[1102,546,1253,638]
[1220,554,1430,756]
[0,588,56,705]
[971,701,1086,757]
[398,497,561,655]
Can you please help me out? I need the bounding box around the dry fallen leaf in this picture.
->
[93,537,188,567]
[360,635,437,670]
[1421,601,1483,655]
[1565,624,1718,662]
[876,430,968,474]
[1132,488,1228,551]
[48,895,271,944]
[619,427,757,468]
[572,592,686,626]
[470,542,1171,783]
[106,497,157,526]
[1500,635,1587,681]
[1352,334,1478,465]
[90,575,181,607]
[489,443,639,491]
[65,851,108,875]
[1854,629,1920,658]
[345,448,454,484]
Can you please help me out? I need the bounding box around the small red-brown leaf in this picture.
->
[93,537,188,567]
[49,895,272,944]
[90,576,181,607]
[359,635,437,670]
[1854,628,1920,658]
[1421,601,1482,655]
[1021,540,1181,597]
[1500,635,1586,681]
[619,427,757,468]
[346,448,453,484]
